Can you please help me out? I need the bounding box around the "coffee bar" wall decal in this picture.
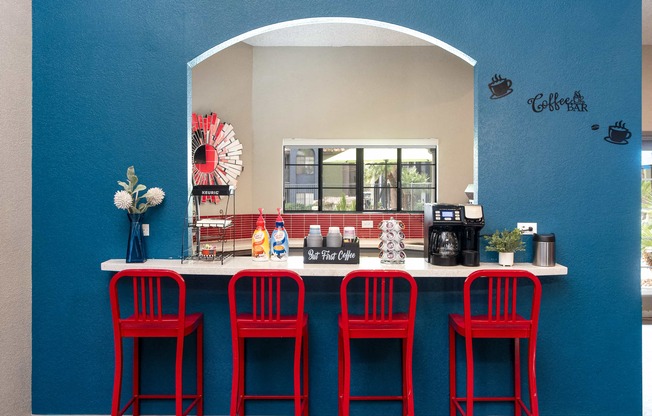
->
[527,90,588,113]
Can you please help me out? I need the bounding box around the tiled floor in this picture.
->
[644,323,652,416]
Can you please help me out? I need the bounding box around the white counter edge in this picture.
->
[101,257,568,277]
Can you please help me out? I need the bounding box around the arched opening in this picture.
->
[188,17,476,214]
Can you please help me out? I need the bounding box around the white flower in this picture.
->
[114,190,133,210]
[145,187,165,207]
[115,166,165,214]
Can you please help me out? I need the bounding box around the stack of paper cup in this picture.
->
[378,217,405,264]
[343,226,356,243]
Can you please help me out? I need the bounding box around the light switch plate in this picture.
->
[517,222,537,235]
[361,220,374,229]
[142,224,150,236]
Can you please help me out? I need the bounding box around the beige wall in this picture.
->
[644,45,652,133]
[0,0,32,414]
[192,43,254,214]
[193,45,473,213]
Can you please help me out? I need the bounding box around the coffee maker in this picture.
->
[424,203,485,266]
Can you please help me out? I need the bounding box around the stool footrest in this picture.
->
[349,395,406,401]
[119,395,201,416]
[242,394,308,400]
[451,397,533,416]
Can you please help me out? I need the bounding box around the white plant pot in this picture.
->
[498,252,514,266]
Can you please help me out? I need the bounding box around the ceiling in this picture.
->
[244,4,652,47]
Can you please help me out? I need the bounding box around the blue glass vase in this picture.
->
[126,213,146,263]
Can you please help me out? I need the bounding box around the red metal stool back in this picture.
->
[228,269,308,416]
[449,269,542,416]
[338,269,418,416]
[109,269,203,416]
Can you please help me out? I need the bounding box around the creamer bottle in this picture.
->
[252,208,270,261]
[270,208,289,261]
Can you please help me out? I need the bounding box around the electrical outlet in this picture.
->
[361,220,373,229]
[142,224,150,236]
[517,222,537,235]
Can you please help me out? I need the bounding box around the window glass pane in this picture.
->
[401,148,436,212]
[323,164,356,187]
[322,188,356,211]
[323,148,356,164]
[296,149,315,175]
[363,148,398,187]
[363,149,398,211]
[284,186,318,211]
[401,188,434,211]
[401,161,435,212]
[284,165,318,187]
[363,186,397,210]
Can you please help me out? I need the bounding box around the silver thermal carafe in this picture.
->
[424,203,484,266]
[533,233,555,266]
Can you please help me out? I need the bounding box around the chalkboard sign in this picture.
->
[303,239,360,264]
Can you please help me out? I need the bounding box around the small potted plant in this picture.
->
[484,227,525,266]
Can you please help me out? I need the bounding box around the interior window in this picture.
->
[283,146,436,212]
[642,150,652,288]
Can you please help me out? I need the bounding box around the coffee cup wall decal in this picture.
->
[488,74,513,99]
[604,120,631,145]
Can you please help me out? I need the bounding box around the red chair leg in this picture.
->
[133,337,140,416]
[465,336,474,416]
[239,339,245,414]
[514,339,522,416]
[197,323,204,416]
[402,338,408,416]
[341,333,351,416]
[294,335,302,416]
[230,337,240,416]
[303,325,310,416]
[175,336,185,416]
[449,326,456,416]
[404,337,415,416]
[112,335,123,416]
[528,339,539,416]
[337,330,343,416]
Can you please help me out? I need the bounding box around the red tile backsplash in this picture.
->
[220,213,424,240]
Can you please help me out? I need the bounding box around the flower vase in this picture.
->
[126,213,146,263]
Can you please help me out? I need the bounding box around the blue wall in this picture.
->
[33,1,642,415]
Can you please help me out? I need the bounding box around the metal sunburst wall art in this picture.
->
[191,112,243,202]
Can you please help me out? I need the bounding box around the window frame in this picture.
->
[282,138,438,213]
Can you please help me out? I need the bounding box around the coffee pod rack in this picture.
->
[378,217,406,264]
[181,184,236,264]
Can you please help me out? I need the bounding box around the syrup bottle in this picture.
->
[251,208,270,261]
[270,208,289,261]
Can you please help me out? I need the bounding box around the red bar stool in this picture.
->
[109,269,203,416]
[338,270,418,416]
[449,269,542,416]
[228,269,309,416]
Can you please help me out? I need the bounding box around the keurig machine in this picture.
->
[424,203,485,266]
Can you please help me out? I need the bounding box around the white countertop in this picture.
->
[101,256,567,277]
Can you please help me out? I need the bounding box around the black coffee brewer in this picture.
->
[424,203,484,266]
